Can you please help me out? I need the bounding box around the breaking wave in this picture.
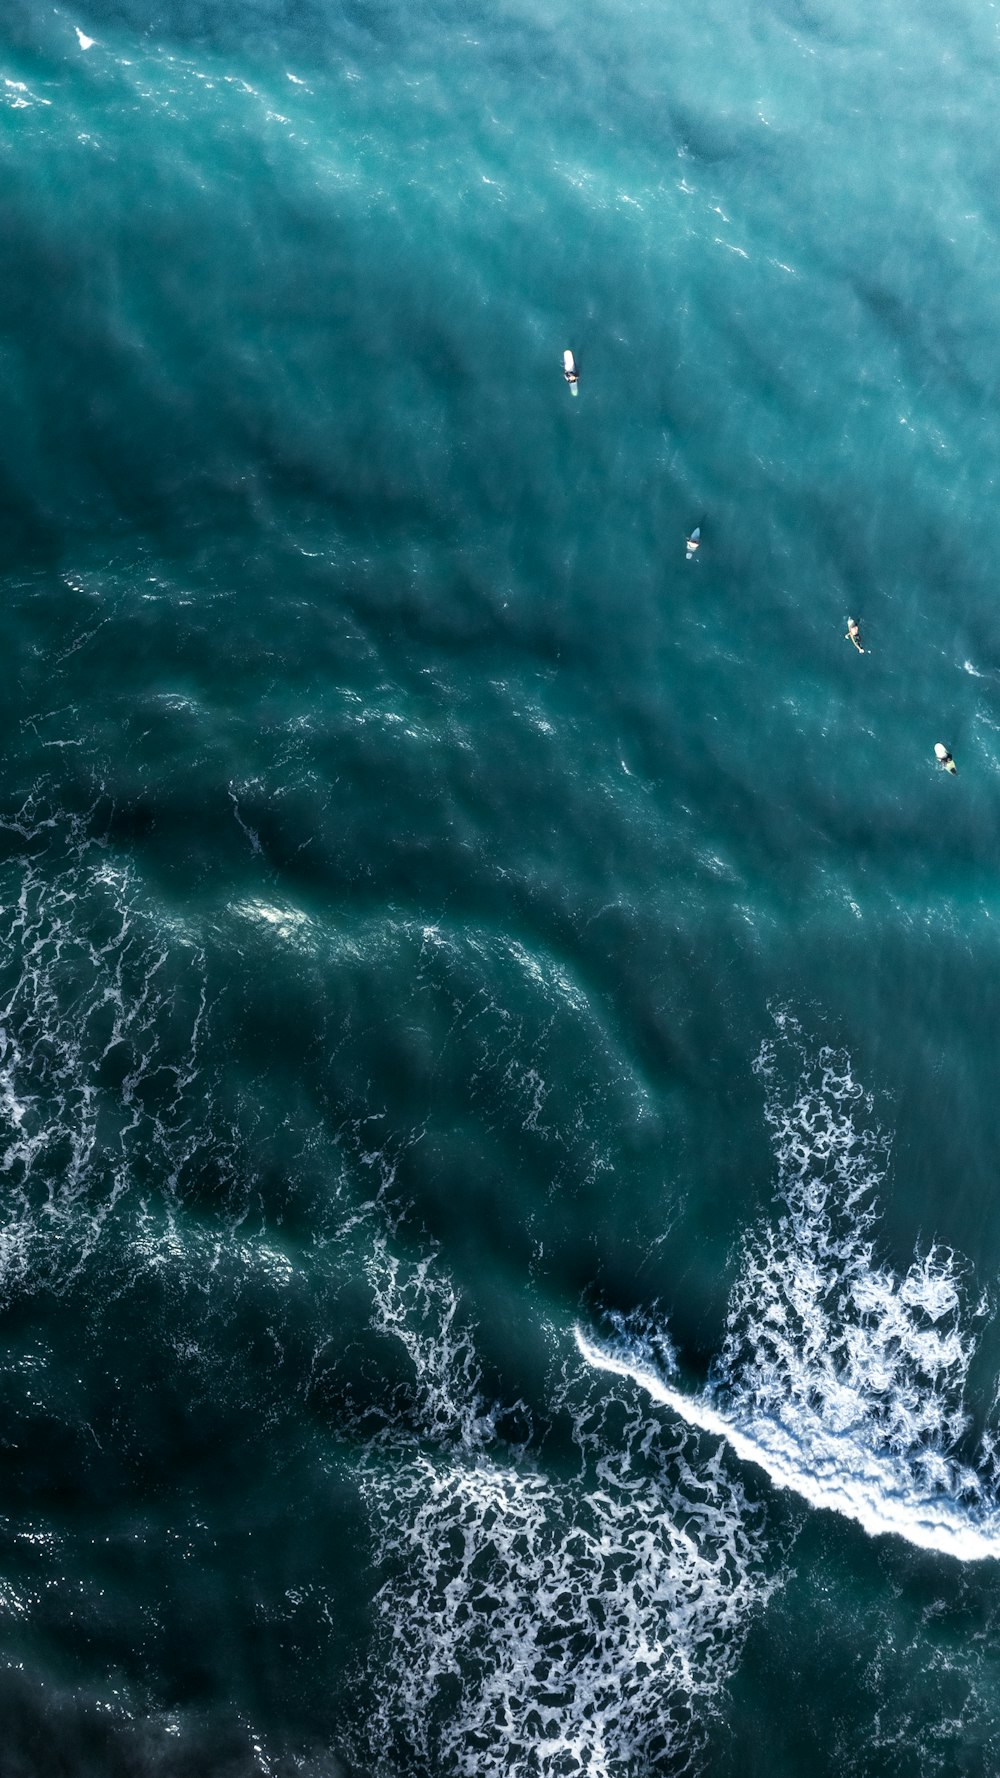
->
[578,1017,1000,1562]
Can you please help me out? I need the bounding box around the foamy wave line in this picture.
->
[574,1329,1000,1563]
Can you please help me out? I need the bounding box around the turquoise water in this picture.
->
[3,1,1000,1772]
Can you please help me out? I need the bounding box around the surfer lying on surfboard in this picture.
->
[846,617,864,653]
[934,743,957,774]
[685,527,700,560]
[563,348,579,390]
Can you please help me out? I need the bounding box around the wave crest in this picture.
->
[580,1017,1000,1562]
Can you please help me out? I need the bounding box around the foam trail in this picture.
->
[574,1328,1000,1563]
[359,1249,780,1776]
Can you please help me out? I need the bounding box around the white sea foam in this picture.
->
[2,76,51,109]
[365,1241,498,1451]
[359,1249,780,1776]
[0,800,213,1297]
[575,1329,1000,1562]
[231,897,316,951]
[228,781,263,857]
[578,1020,1000,1563]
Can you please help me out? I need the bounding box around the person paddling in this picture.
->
[563,348,579,390]
[846,617,864,654]
[934,742,957,775]
[685,527,701,561]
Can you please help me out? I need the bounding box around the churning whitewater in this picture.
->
[579,1022,1000,1563]
[356,1243,784,1778]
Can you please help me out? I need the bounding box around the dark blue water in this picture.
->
[3,2,1000,1773]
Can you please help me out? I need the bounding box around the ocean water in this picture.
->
[3,0,1000,1772]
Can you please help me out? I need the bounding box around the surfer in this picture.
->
[563,349,579,390]
[934,742,957,774]
[846,617,864,654]
[685,527,701,561]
